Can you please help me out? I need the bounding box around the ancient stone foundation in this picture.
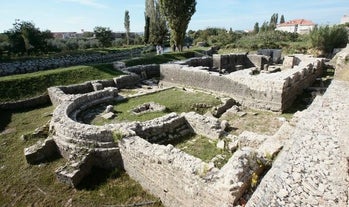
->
[23,50,349,206]
[160,54,324,111]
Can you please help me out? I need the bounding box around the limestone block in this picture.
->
[237,131,267,149]
[102,112,115,120]
[24,138,59,164]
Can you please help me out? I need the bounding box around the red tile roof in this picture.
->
[277,19,315,27]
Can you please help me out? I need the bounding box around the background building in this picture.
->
[276,19,316,34]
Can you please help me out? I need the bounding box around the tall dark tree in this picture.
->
[253,22,259,34]
[144,15,150,44]
[149,1,168,45]
[145,0,155,44]
[260,21,269,32]
[159,0,196,51]
[269,13,278,30]
[145,0,168,45]
[124,10,130,45]
[94,26,113,47]
[280,15,285,24]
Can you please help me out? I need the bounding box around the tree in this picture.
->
[144,15,150,44]
[309,25,348,55]
[124,10,130,45]
[159,0,196,51]
[149,1,168,45]
[280,15,285,24]
[260,21,269,32]
[253,22,259,34]
[94,26,114,47]
[269,13,278,30]
[5,20,53,55]
[145,0,168,45]
[145,0,155,44]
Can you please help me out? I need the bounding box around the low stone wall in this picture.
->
[119,136,263,207]
[246,80,349,207]
[122,64,160,79]
[183,112,225,139]
[175,56,213,68]
[0,48,143,77]
[47,74,141,106]
[212,54,269,72]
[131,113,191,144]
[0,94,50,110]
[160,55,324,111]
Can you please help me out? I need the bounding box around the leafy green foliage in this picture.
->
[145,0,168,45]
[235,31,299,50]
[0,64,123,102]
[159,0,196,51]
[4,20,53,56]
[174,135,231,168]
[188,28,243,47]
[309,25,348,55]
[124,50,198,66]
[94,26,114,47]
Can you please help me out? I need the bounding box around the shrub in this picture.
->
[309,25,348,55]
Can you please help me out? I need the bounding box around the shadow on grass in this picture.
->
[0,103,52,132]
[0,110,12,132]
[86,63,125,76]
[76,167,122,191]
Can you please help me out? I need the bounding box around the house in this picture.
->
[276,19,316,34]
[341,15,349,24]
[52,32,77,39]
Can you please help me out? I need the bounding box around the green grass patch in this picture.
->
[0,105,162,206]
[0,64,124,102]
[124,51,199,67]
[87,88,221,125]
[2,45,145,62]
[173,134,231,168]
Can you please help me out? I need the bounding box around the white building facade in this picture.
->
[276,19,316,34]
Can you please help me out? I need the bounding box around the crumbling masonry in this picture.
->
[24,49,349,206]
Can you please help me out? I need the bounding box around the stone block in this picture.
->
[24,138,59,164]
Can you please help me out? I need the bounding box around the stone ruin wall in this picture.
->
[160,54,324,111]
[23,51,347,206]
[28,73,278,205]
[0,47,143,76]
[119,136,231,207]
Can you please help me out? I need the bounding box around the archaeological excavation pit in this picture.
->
[23,51,330,206]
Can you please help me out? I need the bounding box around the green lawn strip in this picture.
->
[124,51,199,67]
[174,134,231,168]
[90,88,221,125]
[0,64,123,102]
[0,105,162,206]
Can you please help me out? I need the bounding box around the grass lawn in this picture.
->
[173,134,232,169]
[0,105,162,207]
[85,88,222,125]
[0,64,124,102]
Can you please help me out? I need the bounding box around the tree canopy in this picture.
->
[124,10,130,45]
[145,0,168,45]
[5,20,53,55]
[93,26,114,47]
[159,0,196,51]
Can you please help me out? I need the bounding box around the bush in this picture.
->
[309,25,348,55]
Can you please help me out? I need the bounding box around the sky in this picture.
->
[0,0,348,33]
